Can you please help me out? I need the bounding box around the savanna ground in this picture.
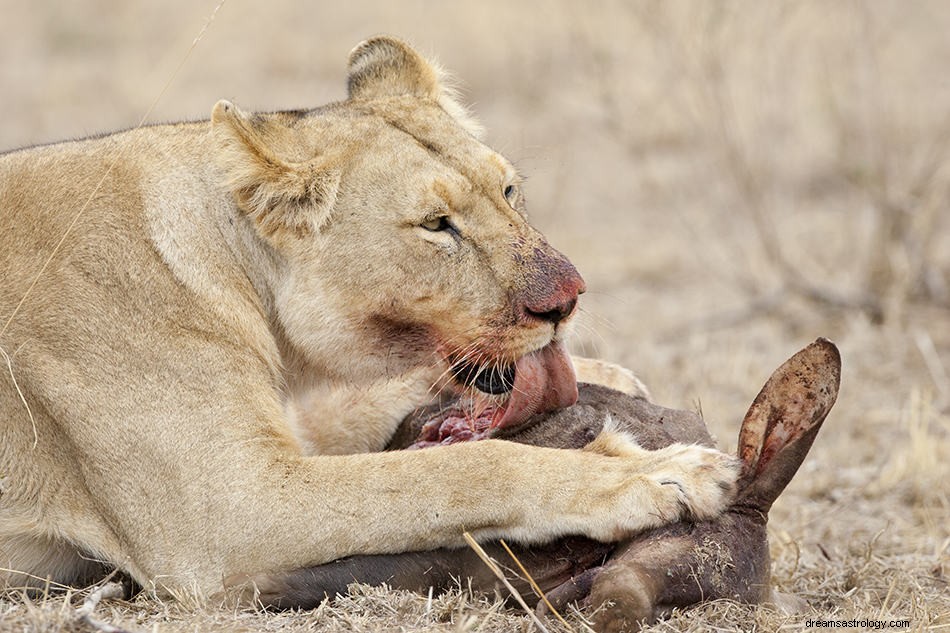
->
[1,1,948,631]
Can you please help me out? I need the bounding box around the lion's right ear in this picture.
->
[347,36,484,138]
[211,100,339,238]
[347,36,440,101]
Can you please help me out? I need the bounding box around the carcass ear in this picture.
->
[347,36,483,138]
[211,100,339,238]
[736,338,841,511]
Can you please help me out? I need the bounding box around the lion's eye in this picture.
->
[503,184,516,202]
[421,216,452,232]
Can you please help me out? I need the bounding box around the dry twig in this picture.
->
[498,540,579,632]
[75,582,132,633]
[462,532,551,633]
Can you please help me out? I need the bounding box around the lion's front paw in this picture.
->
[644,443,740,521]
[578,431,739,540]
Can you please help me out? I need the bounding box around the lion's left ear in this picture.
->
[211,100,339,238]
[347,36,483,138]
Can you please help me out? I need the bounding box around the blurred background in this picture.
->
[1,0,947,628]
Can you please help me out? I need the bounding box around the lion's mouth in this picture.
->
[450,359,516,395]
[448,341,578,430]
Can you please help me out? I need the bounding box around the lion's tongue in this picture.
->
[493,341,578,429]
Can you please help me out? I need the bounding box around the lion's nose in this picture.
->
[520,269,586,325]
[524,296,579,324]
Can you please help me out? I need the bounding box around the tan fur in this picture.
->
[0,36,737,596]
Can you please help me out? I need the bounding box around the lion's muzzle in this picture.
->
[515,243,586,326]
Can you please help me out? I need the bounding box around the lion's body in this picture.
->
[0,37,736,595]
[0,125,299,588]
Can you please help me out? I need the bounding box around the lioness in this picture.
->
[0,36,737,596]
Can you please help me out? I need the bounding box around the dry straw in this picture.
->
[462,531,552,633]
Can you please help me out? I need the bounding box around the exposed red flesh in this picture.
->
[407,407,500,449]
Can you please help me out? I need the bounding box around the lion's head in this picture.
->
[211,36,584,428]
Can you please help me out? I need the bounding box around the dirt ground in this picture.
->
[1,1,948,631]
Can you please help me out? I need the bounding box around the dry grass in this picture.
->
[1,0,948,631]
